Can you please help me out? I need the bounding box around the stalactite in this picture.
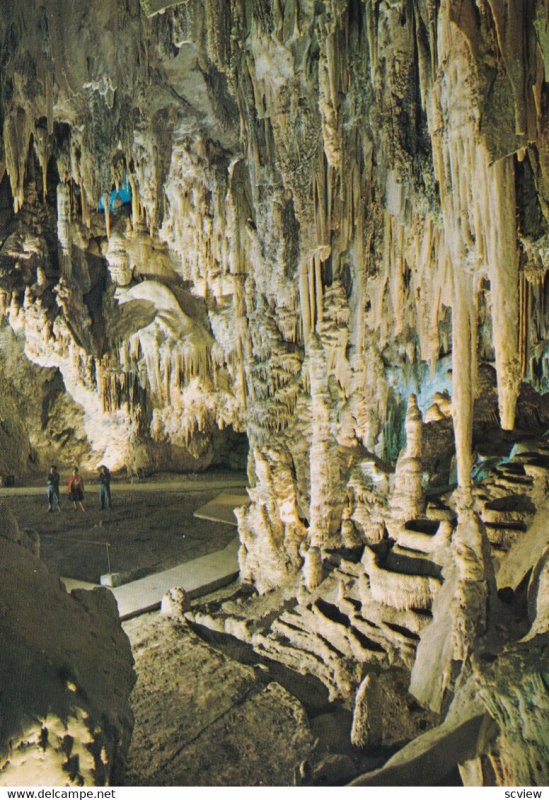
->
[519,271,529,378]
[103,196,111,239]
[485,156,521,429]
[3,109,33,213]
[205,0,232,76]
[44,71,54,136]
[451,262,475,494]
[308,256,316,332]
[128,174,140,227]
[299,260,311,343]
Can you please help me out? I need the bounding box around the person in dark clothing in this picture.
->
[98,465,112,510]
[46,465,61,512]
[68,466,85,512]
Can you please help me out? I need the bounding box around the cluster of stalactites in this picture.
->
[1,103,153,254]
[344,1,548,487]
[98,348,146,415]
[144,339,217,405]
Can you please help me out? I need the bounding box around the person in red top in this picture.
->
[68,466,86,512]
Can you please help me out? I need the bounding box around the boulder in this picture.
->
[0,531,135,785]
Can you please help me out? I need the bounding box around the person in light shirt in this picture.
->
[46,465,61,512]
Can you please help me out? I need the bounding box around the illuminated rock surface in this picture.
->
[0,508,135,786]
[0,0,547,787]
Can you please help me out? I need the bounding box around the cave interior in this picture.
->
[0,0,548,789]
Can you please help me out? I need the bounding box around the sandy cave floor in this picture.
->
[2,471,244,583]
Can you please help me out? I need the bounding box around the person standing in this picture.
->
[98,465,112,510]
[68,466,85,512]
[46,465,61,512]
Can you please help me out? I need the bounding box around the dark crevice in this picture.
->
[344,596,362,611]
[317,633,345,656]
[315,598,352,628]
[484,521,528,532]
[351,626,386,653]
[484,494,536,513]
[404,519,440,535]
[384,551,443,579]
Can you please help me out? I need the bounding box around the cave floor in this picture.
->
[1,471,246,584]
[123,610,316,786]
[122,602,385,786]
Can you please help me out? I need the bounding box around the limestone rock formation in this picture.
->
[187,435,549,784]
[351,670,436,749]
[0,513,135,785]
[390,394,425,522]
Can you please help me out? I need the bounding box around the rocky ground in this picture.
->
[123,610,315,786]
[121,580,398,787]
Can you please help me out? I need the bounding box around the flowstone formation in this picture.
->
[0,506,135,785]
[0,0,548,787]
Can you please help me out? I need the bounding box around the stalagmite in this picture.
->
[390,394,425,521]
[301,544,323,592]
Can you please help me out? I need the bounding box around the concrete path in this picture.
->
[62,537,240,619]
[193,489,248,526]
[35,474,245,618]
[110,537,239,619]
[61,536,241,620]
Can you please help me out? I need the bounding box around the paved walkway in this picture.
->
[193,489,248,526]
[62,538,240,619]
[110,537,240,619]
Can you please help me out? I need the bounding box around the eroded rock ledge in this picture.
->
[0,508,135,786]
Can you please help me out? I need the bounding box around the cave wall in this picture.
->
[0,0,548,568]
